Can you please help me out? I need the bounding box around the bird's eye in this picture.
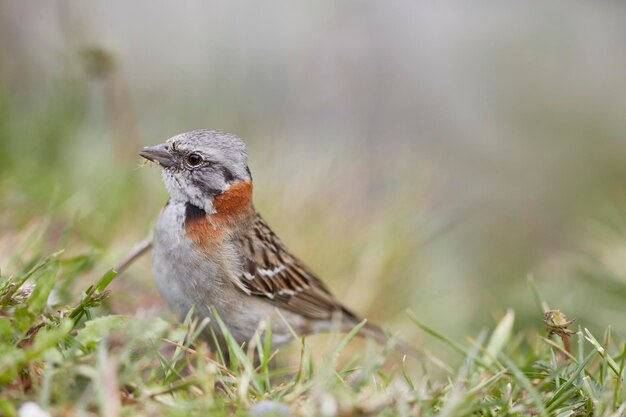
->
[186,153,203,167]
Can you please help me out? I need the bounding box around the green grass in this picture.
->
[0,240,625,416]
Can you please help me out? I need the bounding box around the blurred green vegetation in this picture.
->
[1,2,626,415]
[1,3,626,409]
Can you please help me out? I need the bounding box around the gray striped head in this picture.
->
[140,129,251,212]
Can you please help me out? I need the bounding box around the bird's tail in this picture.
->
[358,320,420,359]
[335,307,417,359]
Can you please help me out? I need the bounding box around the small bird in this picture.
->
[140,129,413,355]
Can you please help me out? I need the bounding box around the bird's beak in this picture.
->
[139,144,175,168]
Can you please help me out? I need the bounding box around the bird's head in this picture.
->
[140,129,252,213]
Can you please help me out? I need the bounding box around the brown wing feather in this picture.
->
[235,214,348,320]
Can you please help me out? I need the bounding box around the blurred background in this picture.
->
[1,1,626,359]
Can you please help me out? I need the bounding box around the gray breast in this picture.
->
[152,200,221,320]
[151,200,310,348]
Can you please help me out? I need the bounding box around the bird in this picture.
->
[139,129,415,356]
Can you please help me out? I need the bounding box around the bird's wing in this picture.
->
[233,214,351,321]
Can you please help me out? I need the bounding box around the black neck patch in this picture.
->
[185,202,206,224]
